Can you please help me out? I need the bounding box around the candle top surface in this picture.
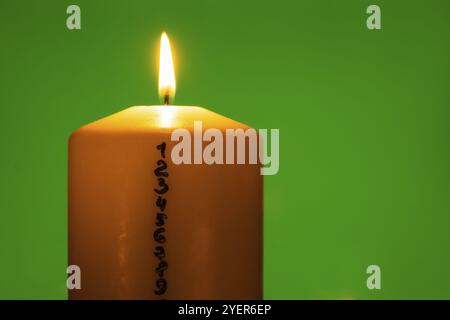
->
[75,106,253,134]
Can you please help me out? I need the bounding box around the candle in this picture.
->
[68,33,263,299]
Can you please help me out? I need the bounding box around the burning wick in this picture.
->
[159,32,176,106]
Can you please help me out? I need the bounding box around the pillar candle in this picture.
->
[68,33,263,300]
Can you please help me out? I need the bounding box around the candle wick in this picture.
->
[164,94,170,106]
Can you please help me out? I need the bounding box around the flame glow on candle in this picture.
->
[158,32,176,104]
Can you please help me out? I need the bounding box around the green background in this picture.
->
[1,0,450,299]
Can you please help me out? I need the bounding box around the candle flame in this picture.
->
[158,32,176,102]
